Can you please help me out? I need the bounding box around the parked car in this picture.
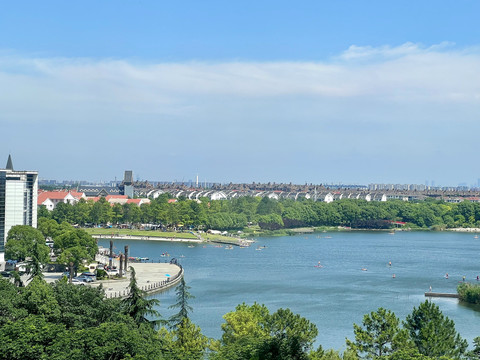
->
[74,276,94,283]
[71,279,85,285]
[81,271,96,279]
[1,271,12,278]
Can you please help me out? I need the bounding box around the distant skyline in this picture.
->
[1,1,480,187]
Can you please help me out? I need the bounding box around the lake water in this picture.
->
[99,231,480,351]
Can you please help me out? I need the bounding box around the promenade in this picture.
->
[92,233,202,243]
[93,262,183,298]
[43,261,183,298]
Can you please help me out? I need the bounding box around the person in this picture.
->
[477,275,479,281]
[388,261,392,267]
[445,273,449,279]
[463,275,466,282]
[429,286,432,292]
[392,273,396,278]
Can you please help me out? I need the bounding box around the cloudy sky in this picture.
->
[1,1,479,186]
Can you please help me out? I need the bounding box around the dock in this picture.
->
[425,292,459,298]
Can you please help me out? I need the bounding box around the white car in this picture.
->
[71,279,85,286]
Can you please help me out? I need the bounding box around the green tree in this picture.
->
[90,197,113,225]
[404,300,467,359]
[54,228,98,275]
[169,277,194,328]
[471,336,480,360]
[0,277,27,325]
[346,307,408,359]
[165,318,209,360]
[72,198,92,226]
[0,315,65,360]
[121,266,161,327]
[37,205,51,219]
[21,277,60,321]
[5,225,49,263]
[216,303,317,360]
[258,307,319,360]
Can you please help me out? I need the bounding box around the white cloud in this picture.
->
[0,43,479,113]
[1,43,480,184]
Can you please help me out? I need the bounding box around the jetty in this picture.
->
[425,292,459,299]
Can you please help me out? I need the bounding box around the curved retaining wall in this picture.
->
[106,264,184,299]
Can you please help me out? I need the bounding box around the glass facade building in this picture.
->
[0,158,37,262]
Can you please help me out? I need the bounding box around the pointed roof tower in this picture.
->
[6,154,13,170]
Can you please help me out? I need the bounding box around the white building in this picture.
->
[0,155,38,262]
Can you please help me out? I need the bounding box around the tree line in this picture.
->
[0,270,479,360]
[39,194,480,231]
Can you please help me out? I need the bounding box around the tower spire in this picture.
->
[6,154,13,170]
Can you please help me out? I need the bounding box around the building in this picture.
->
[37,190,85,211]
[0,155,38,262]
[77,170,135,198]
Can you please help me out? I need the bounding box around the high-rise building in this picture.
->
[0,155,38,262]
[123,170,134,198]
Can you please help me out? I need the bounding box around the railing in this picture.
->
[106,264,183,299]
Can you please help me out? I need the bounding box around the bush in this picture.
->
[457,282,480,304]
[96,269,108,280]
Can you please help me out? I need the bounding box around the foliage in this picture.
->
[0,277,477,360]
[346,307,408,359]
[53,228,98,273]
[0,277,164,360]
[166,318,209,360]
[41,193,480,232]
[215,303,318,360]
[404,300,468,359]
[168,277,194,328]
[457,282,480,304]
[122,266,161,328]
[5,225,50,263]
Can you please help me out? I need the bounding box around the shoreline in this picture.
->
[92,234,203,242]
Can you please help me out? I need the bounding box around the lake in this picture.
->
[99,231,480,351]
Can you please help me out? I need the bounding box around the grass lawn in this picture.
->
[84,228,198,239]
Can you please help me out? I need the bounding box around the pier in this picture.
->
[425,292,460,299]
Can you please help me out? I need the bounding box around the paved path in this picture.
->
[95,262,183,298]
[42,262,183,298]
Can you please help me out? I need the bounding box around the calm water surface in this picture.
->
[100,231,480,350]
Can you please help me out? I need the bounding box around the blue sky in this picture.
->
[1,1,480,186]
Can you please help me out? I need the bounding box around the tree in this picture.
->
[258,307,319,360]
[21,277,60,321]
[163,318,209,360]
[169,277,194,328]
[27,240,48,280]
[0,277,27,325]
[471,336,480,360]
[346,307,408,359]
[54,228,98,274]
[89,197,113,225]
[5,225,49,263]
[216,303,318,360]
[404,300,467,359]
[0,315,66,360]
[121,266,161,327]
